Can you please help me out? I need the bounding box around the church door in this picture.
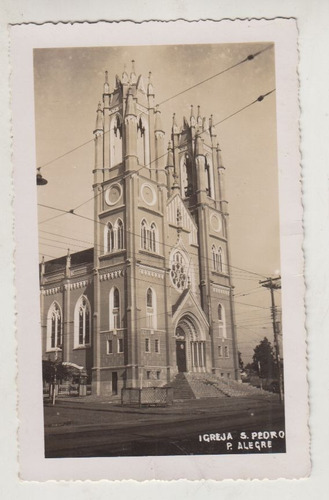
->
[176,340,187,372]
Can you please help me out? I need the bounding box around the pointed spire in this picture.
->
[122,64,129,84]
[147,71,154,96]
[130,59,137,84]
[190,105,196,127]
[125,88,136,116]
[115,74,121,88]
[104,70,110,94]
[95,102,103,131]
[197,105,203,126]
[166,141,174,167]
[66,249,71,277]
[172,113,179,134]
[209,114,216,136]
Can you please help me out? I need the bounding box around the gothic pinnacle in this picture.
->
[95,102,103,131]
[104,70,110,94]
[130,59,137,84]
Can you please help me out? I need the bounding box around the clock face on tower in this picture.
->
[105,183,122,206]
[141,183,157,206]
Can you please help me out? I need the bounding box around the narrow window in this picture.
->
[51,314,56,348]
[118,338,124,353]
[47,302,62,350]
[85,308,90,344]
[146,288,153,308]
[218,246,223,273]
[155,339,159,353]
[218,304,222,321]
[141,219,147,250]
[145,338,150,352]
[156,371,161,380]
[150,222,156,252]
[146,288,157,329]
[146,371,151,380]
[117,219,124,249]
[79,308,84,345]
[218,345,223,357]
[224,346,229,358]
[75,296,91,347]
[110,287,120,330]
[108,222,114,252]
[107,339,113,354]
[212,245,217,271]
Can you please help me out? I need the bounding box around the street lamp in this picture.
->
[36,168,48,185]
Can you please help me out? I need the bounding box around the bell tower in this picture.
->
[92,62,168,394]
[169,106,240,379]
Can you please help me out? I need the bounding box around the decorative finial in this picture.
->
[148,71,152,82]
[98,101,102,110]
[131,59,136,73]
[105,70,108,83]
[197,105,201,118]
[190,105,194,118]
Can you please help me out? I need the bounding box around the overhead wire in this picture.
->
[38,205,267,280]
[36,44,274,174]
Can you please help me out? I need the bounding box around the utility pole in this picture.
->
[259,276,283,402]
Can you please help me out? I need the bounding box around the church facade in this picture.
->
[40,64,240,396]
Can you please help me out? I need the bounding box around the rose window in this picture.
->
[170,251,189,291]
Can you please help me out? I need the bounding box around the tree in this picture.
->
[251,337,278,379]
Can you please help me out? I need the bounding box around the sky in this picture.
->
[34,43,281,363]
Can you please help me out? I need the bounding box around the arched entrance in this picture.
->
[175,315,206,373]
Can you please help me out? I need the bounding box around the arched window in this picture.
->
[218,303,227,338]
[140,219,157,253]
[212,245,217,271]
[147,288,153,308]
[107,222,114,253]
[116,218,124,250]
[150,222,157,252]
[141,219,147,250]
[110,287,121,330]
[105,219,124,254]
[146,288,157,329]
[47,302,62,351]
[74,296,91,347]
[218,246,223,273]
[110,114,123,167]
[212,245,224,273]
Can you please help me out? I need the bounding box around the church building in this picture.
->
[40,62,240,396]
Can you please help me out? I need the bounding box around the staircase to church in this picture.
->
[168,372,272,400]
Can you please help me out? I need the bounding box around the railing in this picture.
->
[121,387,174,407]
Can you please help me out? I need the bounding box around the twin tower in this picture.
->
[90,62,239,394]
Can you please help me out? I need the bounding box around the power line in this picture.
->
[37,44,273,173]
[37,208,266,281]
[157,45,273,106]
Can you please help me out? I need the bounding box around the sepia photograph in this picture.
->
[11,19,308,481]
[35,41,284,458]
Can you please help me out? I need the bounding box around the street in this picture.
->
[44,395,285,457]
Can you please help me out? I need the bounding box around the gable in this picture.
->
[166,194,198,246]
[172,288,209,331]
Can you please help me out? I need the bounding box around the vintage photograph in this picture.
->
[35,42,285,458]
